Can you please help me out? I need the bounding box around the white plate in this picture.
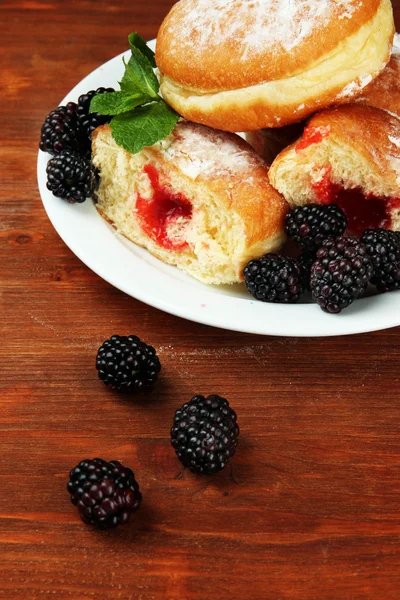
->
[37,40,400,337]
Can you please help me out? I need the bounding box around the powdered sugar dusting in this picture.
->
[392,33,400,55]
[165,0,360,61]
[389,134,400,149]
[335,73,374,100]
[159,121,265,180]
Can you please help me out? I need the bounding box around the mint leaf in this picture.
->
[128,32,156,68]
[110,102,179,154]
[89,91,147,116]
[120,49,159,100]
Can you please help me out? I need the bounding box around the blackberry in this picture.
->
[244,254,303,303]
[171,394,239,475]
[299,250,316,291]
[285,204,347,250]
[46,149,98,203]
[361,229,400,293]
[40,103,80,155]
[311,236,373,314]
[67,458,141,529]
[77,87,115,149]
[96,335,161,393]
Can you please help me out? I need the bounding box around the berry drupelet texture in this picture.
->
[77,87,115,149]
[285,204,348,250]
[244,254,303,303]
[298,250,316,291]
[361,229,400,293]
[46,149,98,203]
[171,394,239,475]
[40,103,80,155]
[96,335,161,393]
[67,458,142,529]
[310,236,373,314]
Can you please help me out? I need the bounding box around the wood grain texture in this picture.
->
[1,1,400,598]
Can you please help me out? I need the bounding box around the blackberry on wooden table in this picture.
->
[67,458,142,529]
[171,394,239,475]
[96,335,161,393]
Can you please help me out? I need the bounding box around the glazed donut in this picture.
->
[356,33,400,117]
[92,122,288,285]
[156,0,395,132]
[268,105,400,234]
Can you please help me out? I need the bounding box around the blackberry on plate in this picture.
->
[285,204,347,250]
[171,394,239,475]
[68,458,142,529]
[46,149,98,203]
[77,87,115,148]
[40,103,80,155]
[361,229,400,293]
[96,335,161,393]
[244,254,303,303]
[310,236,373,314]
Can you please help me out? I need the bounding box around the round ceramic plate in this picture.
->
[37,40,400,337]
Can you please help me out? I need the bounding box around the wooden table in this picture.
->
[1,1,400,598]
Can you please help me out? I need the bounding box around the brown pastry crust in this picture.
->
[157,0,380,90]
[92,122,288,284]
[269,105,400,231]
[271,105,400,194]
[156,0,394,131]
[357,53,400,118]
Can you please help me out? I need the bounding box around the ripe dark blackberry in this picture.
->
[285,204,347,250]
[311,236,373,314]
[298,250,316,291]
[46,149,98,203]
[244,254,303,303]
[361,229,400,293]
[67,458,141,529]
[171,394,239,475]
[77,87,115,148]
[40,102,80,155]
[96,335,161,393]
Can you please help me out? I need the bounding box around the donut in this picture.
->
[246,32,400,164]
[356,33,400,117]
[91,121,288,284]
[156,0,395,132]
[268,105,400,235]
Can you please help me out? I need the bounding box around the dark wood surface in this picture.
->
[1,1,400,598]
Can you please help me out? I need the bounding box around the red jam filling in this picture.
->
[296,125,331,152]
[136,165,192,251]
[311,171,400,235]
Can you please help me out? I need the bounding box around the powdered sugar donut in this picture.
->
[269,105,400,234]
[156,0,395,132]
[356,33,400,118]
[92,121,288,284]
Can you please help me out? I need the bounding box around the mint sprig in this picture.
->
[89,33,179,155]
[110,102,180,155]
[90,91,147,116]
[128,32,156,68]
